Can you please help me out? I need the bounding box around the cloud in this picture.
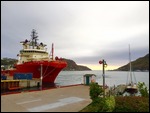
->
[1,1,149,70]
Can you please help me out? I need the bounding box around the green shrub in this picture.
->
[89,83,115,112]
[80,96,116,112]
[89,82,103,102]
[138,82,149,97]
[101,96,115,112]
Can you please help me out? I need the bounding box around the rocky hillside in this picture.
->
[62,58,92,71]
[115,53,149,71]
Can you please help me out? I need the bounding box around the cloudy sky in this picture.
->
[1,1,149,70]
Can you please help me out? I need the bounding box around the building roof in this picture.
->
[83,74,96,77]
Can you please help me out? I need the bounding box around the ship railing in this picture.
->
[27,57,49,60]
[22,48,47,52]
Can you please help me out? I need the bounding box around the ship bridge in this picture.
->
[17,29,51,64]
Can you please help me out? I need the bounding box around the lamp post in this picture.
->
[99,59,107,98]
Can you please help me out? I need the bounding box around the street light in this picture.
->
[99,59,107,98]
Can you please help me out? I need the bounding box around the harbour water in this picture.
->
[55,70,149,89]
[1,70,149,94]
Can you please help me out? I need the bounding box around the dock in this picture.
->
[1,84,92,112]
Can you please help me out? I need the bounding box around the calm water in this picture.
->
[55,70,149,89]
[1,70,149,94]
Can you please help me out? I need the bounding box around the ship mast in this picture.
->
[31,29,38,49]
[129,44,132,85]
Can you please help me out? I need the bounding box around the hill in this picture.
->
[1,58,18,65]
[62,58,92,71]
[1,58,18,69]
[115,53,149,71]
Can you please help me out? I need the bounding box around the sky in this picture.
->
[1,1,149,70]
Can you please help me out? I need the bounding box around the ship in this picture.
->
[125,45,138,94]
[1,29,67,83]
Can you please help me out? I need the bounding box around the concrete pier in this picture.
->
[1,85,92,112]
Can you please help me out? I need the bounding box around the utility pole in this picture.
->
[102,59,105,98]
[99,59,107,98]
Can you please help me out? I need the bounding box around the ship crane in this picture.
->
[49,43,54,60]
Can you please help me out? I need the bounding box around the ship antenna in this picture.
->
[31,29,38,49]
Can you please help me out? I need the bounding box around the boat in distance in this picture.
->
[125,45,138,94]
[2,29,67,83]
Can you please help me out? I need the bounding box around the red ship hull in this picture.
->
[2,60,67,83]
